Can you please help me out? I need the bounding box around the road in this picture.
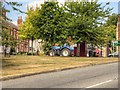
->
[2,62,119,89]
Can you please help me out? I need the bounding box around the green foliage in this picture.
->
[1,28,17,46]
[104,25,116,45]
[42,41,51,55]
[64,1,112,45]
[103,14,117,47]
[19,6,40,54]
[31,2,68,45]
[19,6,40,40]
[106,13,118,26]
[23,2,69,53]
[20,1,113,54]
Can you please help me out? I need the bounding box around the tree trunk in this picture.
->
[101,45,102,57]
[4,45,7,57]
[76,43,80,56]
[80,42,87,57]
[31,37,34,55]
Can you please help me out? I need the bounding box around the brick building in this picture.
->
[117,16,120,52]
[1,19,18,54]
[1,10,30,53]
[17,16,30,53]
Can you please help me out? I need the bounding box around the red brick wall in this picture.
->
[2,11,6,20]
[17,16,30,53]
[118,16,120,40]
[118,16,120,52]
[17,16,22,27]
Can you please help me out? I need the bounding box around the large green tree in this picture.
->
[20,1,112,55]
[64,1,112,44]
[64,1,112,56]
[28,2,69,54]
[106,13,118,26]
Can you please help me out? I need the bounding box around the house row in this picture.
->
[3,19,42,53]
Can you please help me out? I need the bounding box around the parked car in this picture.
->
[49,44,74,57]
[108,52,119,57]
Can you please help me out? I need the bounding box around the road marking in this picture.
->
[86,80,112,88]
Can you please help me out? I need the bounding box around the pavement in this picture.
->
[2,62,119,89]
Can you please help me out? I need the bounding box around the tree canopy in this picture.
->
[106,13,118,26]
[64,1,112,45]
[20,1,114,54]
[103,13,118,47]
[30,2,69,45]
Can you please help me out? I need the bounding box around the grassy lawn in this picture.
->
[2,55,119,78]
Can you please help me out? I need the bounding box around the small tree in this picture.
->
[19,6,40,54]
[103,13,118,53]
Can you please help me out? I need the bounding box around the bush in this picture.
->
[17,52,22,55]
[39,51,45,56]
[12,52,17,55]
[16,52,27,55]
[42,42,52,55]
[27,52,36,55]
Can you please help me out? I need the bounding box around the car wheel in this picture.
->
[70,51,74,57]
[49,50,55,56]
[61,49,70,56]
[110,55,113,57]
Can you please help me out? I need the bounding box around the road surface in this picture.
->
[2,62,119,89]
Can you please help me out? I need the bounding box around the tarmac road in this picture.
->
[2,62,119,89]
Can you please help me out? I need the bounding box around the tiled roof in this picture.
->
[2,18,18,30]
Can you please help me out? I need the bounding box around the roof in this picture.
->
[1,18,18,30]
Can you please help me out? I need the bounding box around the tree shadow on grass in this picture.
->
[2,58,20,68]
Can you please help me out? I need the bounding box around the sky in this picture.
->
[4,0,119,26]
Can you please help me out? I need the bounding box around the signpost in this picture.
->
[112,41,120,46]
[112,41,120,57]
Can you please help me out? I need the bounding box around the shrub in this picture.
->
[27,52,36,55]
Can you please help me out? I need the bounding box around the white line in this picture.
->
[86,80,112,88]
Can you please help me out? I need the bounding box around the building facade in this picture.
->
[17,16,30,53]
[117,16,120,53]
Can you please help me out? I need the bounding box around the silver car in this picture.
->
[108,52,119,57]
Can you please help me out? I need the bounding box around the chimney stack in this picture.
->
[2,11,6,20]
[17,16,22,27]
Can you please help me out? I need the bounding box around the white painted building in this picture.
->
[29,39,43,53]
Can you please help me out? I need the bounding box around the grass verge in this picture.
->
[2,55,119,79]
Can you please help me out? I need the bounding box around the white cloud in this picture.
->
[98,0,119,2]
[27,0,45,9]
[6,0,30,2]
[26,0,119,9]
[27,0,65,9]
[6,0,120,2]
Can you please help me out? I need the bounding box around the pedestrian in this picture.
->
[36,49,39,56]
[6,45,11,57]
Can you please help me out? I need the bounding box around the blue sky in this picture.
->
[5,0,119,25]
